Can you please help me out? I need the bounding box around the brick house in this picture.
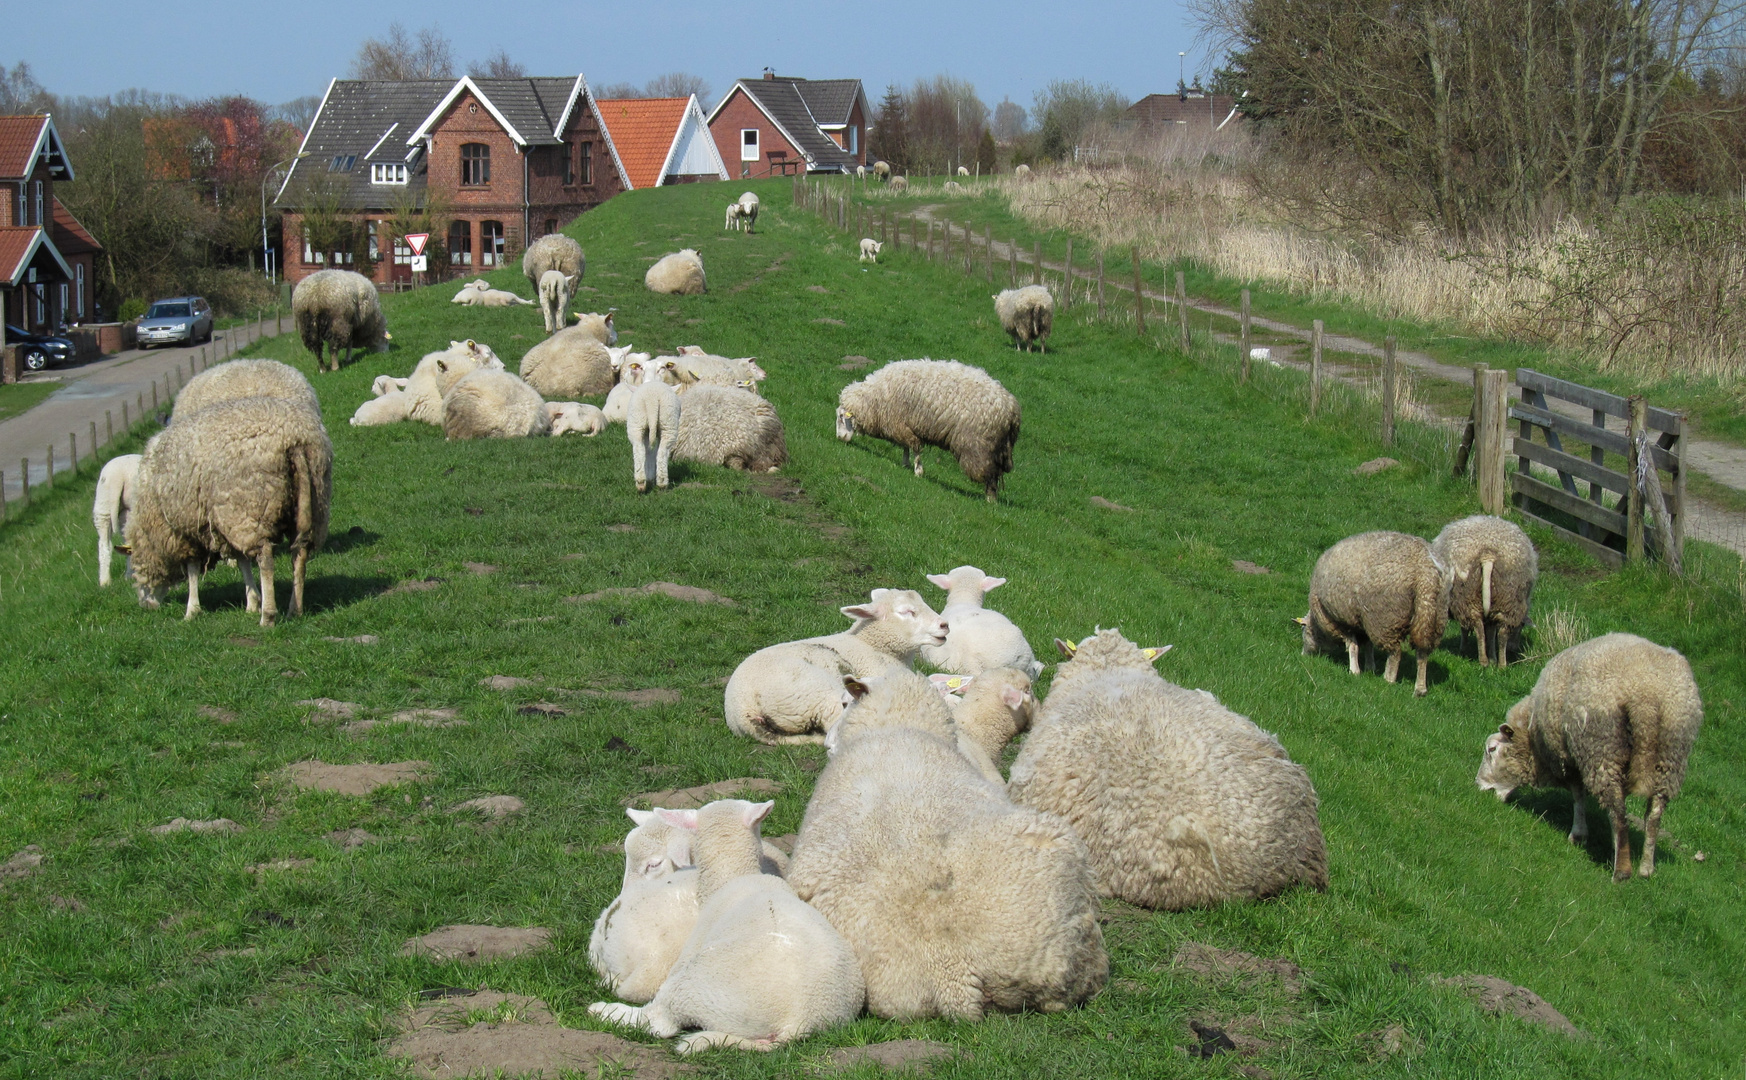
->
[1125,93,1245,136]
[274,75,627,287]
[595,96,728,189]
[706,73,867,179]
[0,114,101,332]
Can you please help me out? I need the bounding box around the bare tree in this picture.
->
[644,72,711,101]
[270,95,323,132]
[906,75,988,174]
[349,23,456,81]
[468,49,527,79]
[0,62,50,114]
[992,97,1028,141]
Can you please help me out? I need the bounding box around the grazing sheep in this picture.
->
[943,181,963,192]
[836,359,1021,502]
[664,352,767,391]
[174,359,321,421]
[292,269,390,372]
[1477,633,1702,881]
[590,799,865,1053]
[957,166,970,176]
[1303,530,1453,696]
[522,232,585,290]
[548,401,606,436]
[872,160,891,181]
[1008,629,1329,909]
[994,285,1054,352]
[623,357,684,492]
[788,716,1108,1021]
[737,191,759,233]
[349,390,409,426]
[129,396,332,625]
[404,340,501,425]
[94,454,141,587]
[441,369,551,440]
[672,383,788,472]
[1432,515,1538,668]
[519,326,617,399]
[538,269,579,334]
[889,176,908,192]
[569,311,618,346]
[646,249,707,295]
[1014,164,1031,180]
[859,238,883,262]
[919,565,1041,677]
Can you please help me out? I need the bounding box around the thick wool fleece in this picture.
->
[522,232,585,287]
[1304,529,1453,694]
[994,285,1054,351]
[672,384,788,472]
[441,369,550,440]
[291,269,388,371]
[520,326,616,399]
[174,359,320,422]
[1431,515,1538,667]
[645,249,707,295]
[837,359,1020,501]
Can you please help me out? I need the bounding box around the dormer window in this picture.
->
[328,154,357,172]
[371,163,407,185]
[461,143,491,186]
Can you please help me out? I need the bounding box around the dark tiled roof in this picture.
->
[736,78,855,170]
[469,77,573,146]
[277,80,450,210]
[793,80,860,126]
[1126,94,1244,128]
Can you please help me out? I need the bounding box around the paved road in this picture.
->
[0,316,285,503]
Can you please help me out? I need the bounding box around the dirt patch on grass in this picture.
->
[321,635,379,644]
[1232,560,1272,575]
[2,846,43,880]
[387,578,445,595]
[1090,496,1135,512]
[400,925,553,963]
[1355,456,1400,476]
[1432,974,1584,1037]
[1172,943,1306,996]
[606,523,637,532]
[449,796,525,820]
[622,778,782,809]
[325,828,378,850]
[751,476,807,503]
[281,760,430,797]
[567,581,736,606]
[344,709,467,736]
[517,702,570,717]
[198,705,238,724]
[386,990,688,1080]
[150,818,243,836]
[481,675,536,690]
[827,1040,964,1072]
[579,688,682,706]
[807,285,830,293]
[299,699,362,722]
[839,354,872,370]
[464,562,498,575]
[246,858,315,874]
[728,252,792,294]
[815,317,847,327]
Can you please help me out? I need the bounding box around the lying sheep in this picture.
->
[725,589,948,744]
[129,395,332,625]
[935,667,1037,780]
[372,374,408,396]
[453,283,536,308]
[94,454,141,587]
[441,369,551,440]
[174,359,321,421]
[859,238,883,262]
[831,666,1022,787]
[943,181,963,192]
[919,565,1041,677]
[522,232,585,290]
[1477,633,1702,881]
[548,401,606,436]
[569,311,618,346]
[538,269,579,334]
[1431,515,1538,668]
[292,269,390,372]
[590,799,864,1053]
[1009,629,1329,909]
[404,340,501,425]
[737,192,759,233]
[836,359,1021,502]
[350,391,408,426]
[872,160,891,181]
[724,201,745,231]
[1302,530,1453,696]
[519,326,616,399]
[450,280,488,303]
[994,285,1054,352]
[623,357,683,492]
[646,249,707,295]
[665,351,766,391]
[672,383,788,472]
[603,377,638,424]
[1014,164,1031,180]
[889,175,908,192]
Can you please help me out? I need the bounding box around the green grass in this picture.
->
[1,177,1743,1079]
[0,381,59,424]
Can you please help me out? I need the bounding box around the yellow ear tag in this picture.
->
[1063,641,1077,655]
[941,676,972,692]
[1293,616,1308,626]
[1140,646,1172,661]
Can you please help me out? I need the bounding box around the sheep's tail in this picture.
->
[290,443,316,552]
[1481,557,1494,614]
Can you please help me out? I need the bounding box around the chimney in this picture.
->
[763,68,776,80]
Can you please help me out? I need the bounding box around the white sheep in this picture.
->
[646,249,707,295]
[737,191,759,232]
[292,269,390,372]
[519,326,616,399]
[349,390,409,426]
[1014,163,1031,180]
[454,284,536,308]
[672,383,788,472]
[943,181,962,192]
[548,401,606,436]
[590,799,864,1053]
[832,667,1010,786]
[450,280,488,303]
[724,589,948,744]
[522,232,585,290]
[836,359,1021,502]
[568,311,618,346]
[623,357,684,492]
[889,176,908,192]
[859,238,883,262]
[371,374,407,397]
[93,453,141,587]
[994,285,1054,352]
[404,340,501,425]
[856,165,866,179]
[664,351,767,391]
[957,165,970,176]
[538,269,579,334]
[1008,628,1329,910]
[724,201,745,231]
[441,369,551,440]
[872,160,891,181]
[174,359,321,422]
[1303,530,1453,696]
[919,565,1041,677]
[1431,515,1538,668]
[931,667,1038,781]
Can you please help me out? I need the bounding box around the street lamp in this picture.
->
[1179,52,1186,94]
[261,152,309,286]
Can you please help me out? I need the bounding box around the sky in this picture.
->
[9,0,1221,115]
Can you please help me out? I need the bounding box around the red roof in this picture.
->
[596,98,690,190]
[0,226,43,284]
[52,198,100,254]
[0,115,49,178]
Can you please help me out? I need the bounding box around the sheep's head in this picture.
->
[835,406,856,442]
[547,402,603,437]
[623,807,694,879]
[675,799,774,840]
[1476,702,1539,800]
[926,565,1004,598]
[1053,628,1170,679]
[842,588,948,650]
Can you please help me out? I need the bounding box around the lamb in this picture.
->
[1302,530,1453,696]
[930,667,1038,779]
[787,709,1108,1021]
[919,565,1041,677]
[548,401,606,436]
[672,383,788,472]
[292,269,390,371]
[872,160,891,181]
[1014,163,1031,180]
[450,280,488,303]
[623,357,684,492]
[1008,628,1329,910]
[519,326,617,399]
[522,232,585,290]
[889,175,908,192]
[646,249,707,295]
[859,238,883,262]
[724,589,948,745]
[957,166,970,177]
[441,369,551,440]
[590,799,865,1053]
[724,201,745,231]
[1476,632,1702,882]
[372,374,408,396]
[538,269,579,334]
[349,391,408,426]
[94,453,141,587]
[129,395,331,625]
[836,359,1021,502]
[856,165,866,179]
[174,359,321,421]
[666,350,766,390]
[568,311,618,346]
[453,283,536,308]
[603,380,637,424]
[994,285,1054,352]
[1431,515,1538,668]
[832,667,1030,786]
[404,340,501,425]
[737,191,759,232]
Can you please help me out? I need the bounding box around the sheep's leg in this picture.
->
[1383,649,1401,684]
[1639,792,1666,877]
[902,447,911,470]
[1475,619,1490,667]
[291,546,308,618]
[239,560,260,613]
[632,431,649,493]
[1412,648,1430,696]
[656,429,673,489]
[676,1031,778,1054]
[1595,778,1633,881]
[912,449,924,477]
[1495,626,1511,669]
[257,542,277,627]
[1567,783,1588,844]
[97,515,113,587]
[1344,637,1361,675]
[589,1001,680,1038]
[183,561,202,620]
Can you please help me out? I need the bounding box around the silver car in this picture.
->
[137,296,213,348]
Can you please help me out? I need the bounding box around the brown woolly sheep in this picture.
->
[291,269,389,372]
[519,326,617,399]
[1303,530,1453,695]
[173,359,320,422]
[1431,515,1538,668]
[522,233,585,288]
[836,359,1021,502]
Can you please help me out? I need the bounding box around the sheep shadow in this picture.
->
[1439,625,1526,668]
[1301,641,1450,691]
[322,525,379,555]
[836,439,991,503]
[1506,789,1668,873]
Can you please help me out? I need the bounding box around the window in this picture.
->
[328,154,357,172]
[578,141,591,185]
[562,143,573,185]
[371,162,407,184]
[393,236,412,266]
[461,143,491,185]
[480,220,504,267]
[367,220,380,260]
[449,221,472,265]
[76,264,85,317]
[741,128,759,162]
[34,180,43,225]
[851,126,858,155]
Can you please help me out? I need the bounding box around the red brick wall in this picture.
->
[847,99,866,166]
[710,89,801,180]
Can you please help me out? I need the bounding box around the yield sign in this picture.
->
[404,232,429,256]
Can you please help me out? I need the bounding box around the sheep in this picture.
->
[737,191,759,233]
[724,201,744,231]
[919,565,1041,677]
[568,311,619,346]
[1014,163,1031,180]
[349,390,409,426]
[646,249,707,295]
[1477,632,1702,881]
[859,238,883,262]
[831,667,1030,786]
[724,589,949,744]
[372,374,408,396]
[856,165,866,179]
[292,269,389,372]
[836,359,1021,502]
[538,269,579,334]
[94,454,141,587]
[872,160,891,181]
[519,326,617,399]
[174,359,321,421]
[441,369,551,440]
[787,715,1108,1021]
[957,166,970,177]
[450,280,488,303]
[548,401,606,436]
[934,667,1038,779]
[404,340,502,425]
[943,181,963,192]
[453,284,536,308]
[889,175,908,192]
[672,383,788,472]
[1431,515,1538,668]
[129,395,331,625]
[623,357,684,492]
[664,352,767,391]
[1302,530,1453,696]
[590,799,865,1053]
[522,232,585,290]
[1008,628,1329,910]
[994,285,1054,352]
[603,381,636,424]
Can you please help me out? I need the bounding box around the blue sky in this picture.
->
[11,0,1218,115]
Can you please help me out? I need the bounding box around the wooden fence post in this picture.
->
[1033,240,1042,286]
[1130,249,1146,336]
[69,432,77,474]
[122,401,130,430]
[1311,320,1324,416]
[1063,240,1073,307]
[88,422,97,464]
[1672,413,1687,567]
[1381,336,1398,446]
[18,459,27,505]
[0,470,7,519]
[1176,272,1189,352]
[151,383,159,411]
[1240,289,1252,383]
[105,409,113,446]
[1626,395,1646,563]
[1097,254,1106,318]
[1452,364,1485,475]
[1009,243,1016,285]
[46,444,54,488]
[986,225,993,282]
[1477,369,1508,515]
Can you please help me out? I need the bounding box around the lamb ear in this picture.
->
[1055,638,1078,658]
[926,573,953,590]
[1140,646,1172,662]
[1499,724,1516,741]
[1001,686,1027,709]
[625,808,654,826]
[840,604,878,622]
[655,808,699,830]
[843,676,869,700]
[741,800,775,829]
[980,576,1007,592]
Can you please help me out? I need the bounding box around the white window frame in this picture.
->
[76,264,85,317]
[59,282,68,323]
[34,180,43,225]
[850,126,858,155]
[371,162,407,185]
[740,128,760,162]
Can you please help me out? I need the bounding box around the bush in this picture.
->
[184,267,277,317]
[117,298,147,322]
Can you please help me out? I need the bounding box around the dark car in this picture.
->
[4,323,76,372]
[136,296,214,348]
